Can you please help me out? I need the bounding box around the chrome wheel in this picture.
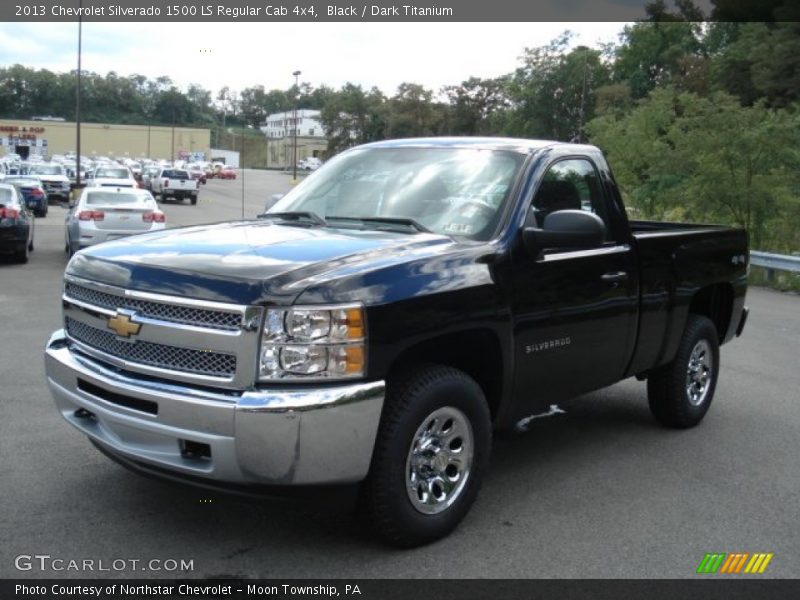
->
[405,406,474,515]
[686,339,713,406]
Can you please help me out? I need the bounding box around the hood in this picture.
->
[36,174,69,183]
[91,178,135,187]
[66,220,463,305]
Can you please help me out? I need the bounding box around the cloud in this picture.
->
[0,21,625,95]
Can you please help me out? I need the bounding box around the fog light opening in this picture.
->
[74,408,95,420]
[179,439,212,461]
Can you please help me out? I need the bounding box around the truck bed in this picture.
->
[626,220,748,377]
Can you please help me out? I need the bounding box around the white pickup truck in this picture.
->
[151,168,199,205]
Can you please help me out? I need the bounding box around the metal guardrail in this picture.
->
[750,251,800,281]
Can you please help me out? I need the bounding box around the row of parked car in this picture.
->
[0,154,213,264]
[0,181,170,263]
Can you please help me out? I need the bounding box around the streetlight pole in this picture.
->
[171,108,176,162]
[292,70,301,181]
[75,0,82,189]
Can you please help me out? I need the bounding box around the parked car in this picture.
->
[26,163,71,203]
[63,161,87,188]
[209,161,225,177]
[140,166,161,192]
[4,177,48,217]
[0,183,35,263]
[64,187,165,256]
[86,166,137,189]
[298,157,323,171]
[150,168,199,204]
[185,163,207,185]
[45,138,748,547]
[217,165,237,180]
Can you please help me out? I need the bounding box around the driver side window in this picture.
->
[531,159,610,237]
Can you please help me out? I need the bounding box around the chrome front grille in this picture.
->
[66,317,237,377]
[65,282,242,331]
[61,275,263,389]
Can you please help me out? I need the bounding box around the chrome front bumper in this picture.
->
[45,330,385,486]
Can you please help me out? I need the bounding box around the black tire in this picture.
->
[14,240,30,264]
[647,315,720,428]
[362,364,492,547]
[190,196,197,205]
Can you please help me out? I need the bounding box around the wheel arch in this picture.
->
[688,282,734,343]
[386,328,505,423]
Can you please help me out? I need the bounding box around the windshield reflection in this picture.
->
[269,147,524,240]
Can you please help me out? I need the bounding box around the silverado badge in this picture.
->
[107,312,141,338]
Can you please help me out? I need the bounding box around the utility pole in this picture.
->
[292,70,301,181]
[171,108,176,161]
[75,0,82,188]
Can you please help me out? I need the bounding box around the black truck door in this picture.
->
[509,157,638,416]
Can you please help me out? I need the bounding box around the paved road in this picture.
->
[1,171,798,578]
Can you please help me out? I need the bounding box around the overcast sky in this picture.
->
[0,22,627,96]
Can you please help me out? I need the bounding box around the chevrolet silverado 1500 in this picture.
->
[45,138,748,546]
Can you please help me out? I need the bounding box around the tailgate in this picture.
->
[168,178,196,191]
[92,205,154,231]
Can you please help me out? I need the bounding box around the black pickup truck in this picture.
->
[45,138,748,546]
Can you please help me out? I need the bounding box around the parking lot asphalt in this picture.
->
[1,169,798,578]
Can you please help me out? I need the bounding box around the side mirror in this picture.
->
[522,209,606,254]
[264,193,284,212]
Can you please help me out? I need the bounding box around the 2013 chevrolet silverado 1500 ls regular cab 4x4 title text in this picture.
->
[45,138,749,546]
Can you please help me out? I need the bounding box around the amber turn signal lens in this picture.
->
[346,308,364,339]
[345,346,365,374]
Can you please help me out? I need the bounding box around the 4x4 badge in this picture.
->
[107,312,141,338]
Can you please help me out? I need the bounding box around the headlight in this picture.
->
[259,305,365,381]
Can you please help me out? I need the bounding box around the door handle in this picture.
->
[601,271,629,283]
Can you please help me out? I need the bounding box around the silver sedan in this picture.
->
[65,187,166,256]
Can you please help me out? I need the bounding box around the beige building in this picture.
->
[0,119,210,161]
[266,135,328,169]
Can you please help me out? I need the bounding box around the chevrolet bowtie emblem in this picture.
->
[107,312,141,338]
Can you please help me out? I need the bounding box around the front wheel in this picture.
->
[362,365,491,547]
[647,315,720,428]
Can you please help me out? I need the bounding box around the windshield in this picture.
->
[28,165,63,175]
[269,147,524,240]
[95,168,130,179]
[85,191,151,205]
[5,178,40,187]
[162,169,189,179]
[0,187,17,205]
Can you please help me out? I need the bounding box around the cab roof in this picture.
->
[359,137,578,154]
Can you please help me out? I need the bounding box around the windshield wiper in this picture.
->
[256,211,328,227]
[326,216,431,233]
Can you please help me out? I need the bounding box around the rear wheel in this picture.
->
[14,239,30,264]
[647,315,720,428]
[362,364,491,547]
[190,196,197,205]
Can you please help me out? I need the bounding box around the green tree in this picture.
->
[442,76,510,135]
[385,83,441,138]
[319,83,387,154]
[613,18,703,99]
[506,34,610,141]
[587,87,799,250]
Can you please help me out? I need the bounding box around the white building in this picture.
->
[261,109,324,139]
